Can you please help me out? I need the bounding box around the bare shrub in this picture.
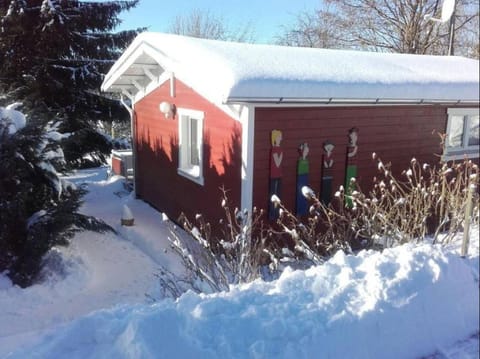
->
[269,156,479,264]
[351,155,480,246]
[159,157,478,297]
[161,214,229,294]
[266,191,355,271]
[160,190,269,296]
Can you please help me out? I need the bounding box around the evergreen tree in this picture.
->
[0,0,140,167]
[0,104,112,287]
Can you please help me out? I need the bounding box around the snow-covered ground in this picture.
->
[0,167,479,358]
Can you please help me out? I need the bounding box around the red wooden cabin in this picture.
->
[102,33,479,225]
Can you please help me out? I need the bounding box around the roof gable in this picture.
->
[102,32,480,105]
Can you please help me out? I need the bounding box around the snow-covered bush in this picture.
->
[275,155,479,258]
[268,189,354,268]
[161,191,268,296]
[161,157,478,296]
[344,155,479,246]
[0,104,112,287]
[163,190,351,296]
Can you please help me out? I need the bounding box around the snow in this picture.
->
[0,167,479,358]
[0,168,167,356]
[0,103,26,135]
[122,204,134,220]
[40,0,55,14]
[102,32,480,104]
[43,147,64,160]
[26,210,48,228]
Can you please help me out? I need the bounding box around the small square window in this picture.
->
[445,108,480,160]
[178,108,204,185]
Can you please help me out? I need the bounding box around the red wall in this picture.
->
[133,79,242,225]
[252,105,449,214]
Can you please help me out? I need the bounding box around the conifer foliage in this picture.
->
[0,104,113,287]
[0,0,139,167]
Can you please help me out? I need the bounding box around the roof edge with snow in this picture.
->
[102,32,480,106]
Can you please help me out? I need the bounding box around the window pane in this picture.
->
[447,115,464,148]
[467,115,479,147]
[190,118,199,166]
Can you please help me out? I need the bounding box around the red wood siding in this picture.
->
[134,79,241,225]
[111,156,122,176]
[253,105,449,214]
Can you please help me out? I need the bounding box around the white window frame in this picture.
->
[177,108,204,185]
[444,108,479,161]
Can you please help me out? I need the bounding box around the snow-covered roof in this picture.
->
[102,32,480,105]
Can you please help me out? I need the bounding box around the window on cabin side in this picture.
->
[178,108,204,185]
[445,108,479,160]
[190,118,199,166]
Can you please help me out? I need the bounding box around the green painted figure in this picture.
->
[345,127,359,207]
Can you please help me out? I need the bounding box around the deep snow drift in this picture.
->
[1,168,479,358]
[7,238,480,359]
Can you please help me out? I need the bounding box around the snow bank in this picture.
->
[9,239,479,359]
[2,168,478,358]
[0,230,160,356]
[0,274,13,290]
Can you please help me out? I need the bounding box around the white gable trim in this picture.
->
[134,71,171,103]
[102,39,242,121]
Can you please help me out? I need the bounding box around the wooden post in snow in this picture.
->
[121,204,135,226]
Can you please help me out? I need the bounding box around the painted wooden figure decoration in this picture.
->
[269,129,283,219]
[296,142,310,216]
[345,127,359,206]
[321,140,335,205]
